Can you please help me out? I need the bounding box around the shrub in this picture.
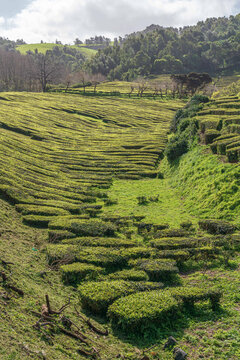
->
[48,230,76,243]
[23,215,54,227]
[170,286,222,311]
[61,262,103,285]
[155,228,189,238]
[199,219,237,235]
[108,290,178,332]
[165,136,188,162]
[204,129,221,144]
[156,249,190,265]
[46,244,77,265]
[191,94,210,104]
[15,204,70,216]
[79,280,163,314]
[70,219,117,237]
[62,237,137,248]
[150,237,199,250]
[104,269,149,282]
[131,258,179,282]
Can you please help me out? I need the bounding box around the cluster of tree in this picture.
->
[86,14,240,80]
[0,47,106,93]
[0,49,67,92]
[85,36,111,46]
[0,37,26,51]
[27,46,86,72]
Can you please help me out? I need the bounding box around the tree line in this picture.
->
[85,14,240,80]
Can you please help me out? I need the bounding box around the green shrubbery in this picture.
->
[79,280,163,314]
[129,258,179,282]
[62,236,137,248]
[108,290,178,332]
[169,286,222,311]
[150,237,199,250]
[103,269,149,281]
[166,95,209,162]
[61,262,103,285]
[70,219,117,237]
[199,219,237,235]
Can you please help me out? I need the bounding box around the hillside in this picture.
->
[0,91,240,360]
[16,43,97,59]
[86,14,240,80]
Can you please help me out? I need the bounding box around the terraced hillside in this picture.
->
[196,96,240,162]
[0,91,240,360]
[0,93,183,226]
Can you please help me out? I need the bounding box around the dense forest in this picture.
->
[0,14,240,91]
[86,14,240,80]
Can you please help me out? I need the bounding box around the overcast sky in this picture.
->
[0,0,239,44]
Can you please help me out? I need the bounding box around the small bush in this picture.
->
[62,237,137,248]
[108,290,178,332]
[79,280,163,314]
[130,258,179,282]
[150,237,199,250]
[48,230,76,243]
[71,219,117,237]
[165,136,188,162]
[61,262,103,285]
[170,286,222,311]
[103,269,149,282]
[199,219,237,235]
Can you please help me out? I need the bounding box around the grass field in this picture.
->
[16,43,97,58]
[0,90,239,359]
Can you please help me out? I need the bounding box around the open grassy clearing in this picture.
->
[101,178,195,227]
[16,43,97,58]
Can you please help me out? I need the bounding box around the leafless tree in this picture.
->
[91,73,106,94]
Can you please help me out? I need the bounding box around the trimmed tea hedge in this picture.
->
[61,262,103,285]
[199,219,237,235]
[170,286,222,311]
[70,219,117,237]
[108,290,178,332]
[103,269,149,282]
[130,258,179,282]
[79,280,163,314]
[150,237,199,250]
[62,237,137,248]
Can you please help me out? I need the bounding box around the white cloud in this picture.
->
[0,0,239,43]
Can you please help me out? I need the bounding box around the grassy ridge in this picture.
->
[16,43,97,58]
[160,146,240,223]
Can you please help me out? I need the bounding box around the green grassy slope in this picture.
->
[16,43,97,58]
[0,90,240,360]
[161,146,240,223]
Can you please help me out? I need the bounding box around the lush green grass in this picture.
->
[101,178,196,226]
[161,146,240,223]
[16,43,97,58]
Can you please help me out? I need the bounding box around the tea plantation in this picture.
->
[0,91,239,360]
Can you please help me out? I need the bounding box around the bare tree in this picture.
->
[136,78,148,98]
[91,73,106,94]
[33,52,64,92]
[128,85,135,98]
